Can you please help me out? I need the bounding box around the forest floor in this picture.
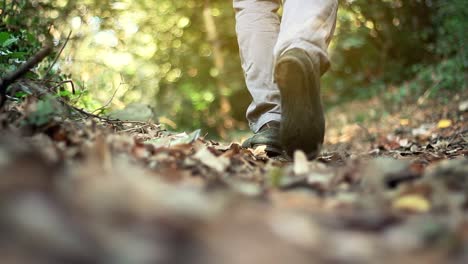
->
[0,91,467,264]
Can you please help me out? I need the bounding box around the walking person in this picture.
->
[234,0,338,158]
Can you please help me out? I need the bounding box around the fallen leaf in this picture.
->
[437,119,452,129]
[293,150,309,175]
[145,129,201,147]
[194,146,230,173]
[398,139,410,148]
[412,124,433,137]
[392,195,431,213]
[400,119,410,126]
[458,100,468,112]
[253,145,268,158]
[433,140,450,150]
[170,129,201,145]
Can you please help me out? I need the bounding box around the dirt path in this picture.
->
[0,96,467,264]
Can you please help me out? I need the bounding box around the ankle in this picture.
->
[260,121,280,131]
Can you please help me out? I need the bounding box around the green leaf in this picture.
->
[2,37,18,48]
[0,32,19,48]
[57,90,73,98]
[8,52,27,59]
[0,32,11,45]
[26,97,60,126]
[26,32,37,43]
[14,91,29,99]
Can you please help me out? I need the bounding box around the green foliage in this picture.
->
[385,0,467,107]
[323,0,467,104]
[0,0,56,78]
[0,29,43,77]
[384,56,467,107]
[25,96,61,126]
[433,0,467,59]
[0,0,92,120]
[56,0,245,135]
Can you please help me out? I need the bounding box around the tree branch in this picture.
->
[0,43,53,108]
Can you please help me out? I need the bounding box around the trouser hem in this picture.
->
[250,112,281,133]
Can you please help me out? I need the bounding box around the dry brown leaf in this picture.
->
[252,145,268,158]
[194,146,230,173]
[293,150,309,175]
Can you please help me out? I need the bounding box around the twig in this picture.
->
[43,31,72,80]
[118,124,152,134]
[0,43,53,108]
[58,97,151,125]
[48,80,76,94]
[92,77,126,114]
[417,79,442,105]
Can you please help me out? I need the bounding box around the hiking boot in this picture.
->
[274,48,325,159]
[242,121,283,157]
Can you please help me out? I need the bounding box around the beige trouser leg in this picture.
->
[233,0,338,132]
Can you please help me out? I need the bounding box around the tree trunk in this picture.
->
[202,0,234,138]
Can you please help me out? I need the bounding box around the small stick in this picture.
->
[43,31,72,80]
[92,84,123,114]
[47,80,76,94]
[58,97,151,125]
[118,124,151,134]
[92,74,127,114]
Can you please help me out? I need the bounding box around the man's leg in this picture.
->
[273,0,338,158]
[275,0,338,74]
[233,0,282,133]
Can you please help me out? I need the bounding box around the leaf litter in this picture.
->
[0,95,467,264]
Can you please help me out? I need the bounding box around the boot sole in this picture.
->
[275,52,325,159]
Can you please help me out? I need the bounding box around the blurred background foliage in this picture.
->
[1,0,467,138]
